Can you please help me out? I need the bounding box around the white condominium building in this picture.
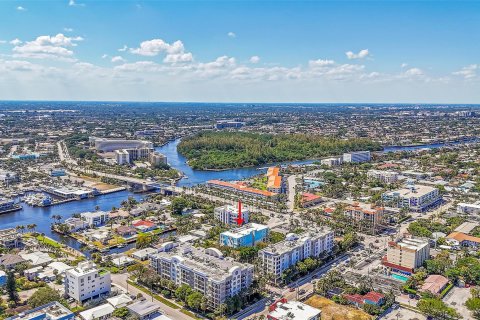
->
[64,261,111,303]
[150,245,253,309]
[320,157,343,167]
[382,184,441,212]
[214,204,250,226]
[0,228,21,248]
[258,227,334,282]
[343,151,371,163]
[80,211,109,227]
[115,147,154,165]
[383,238,430,275]
[367,169,399,184]
[457,202,480,215]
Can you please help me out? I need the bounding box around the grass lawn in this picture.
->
[36,235,62,248]
[305,295,372,320]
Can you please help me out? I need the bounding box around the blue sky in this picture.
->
[0,0,479,102]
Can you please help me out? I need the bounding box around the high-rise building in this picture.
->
[382,184,441,212]
[343,151,371,163]
[258,227,334,282]
[149,151,167,167]
[214,204,249,226]
[65,261,111,303]
[150,245,253,309]
[344,203,384,234]
[367,170,399,184]
[382,238,430,275]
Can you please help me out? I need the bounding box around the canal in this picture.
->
[2,136,477,252]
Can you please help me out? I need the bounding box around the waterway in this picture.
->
[0,190,143,252]
[155,139,315,187]
[2,136,477,252]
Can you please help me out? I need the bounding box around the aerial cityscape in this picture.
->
[1,1,480,320]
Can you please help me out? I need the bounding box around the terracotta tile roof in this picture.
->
[133,220,156,228]
[302,192,321,202]
[363,291,385,304]
[420,275,449,294]
[447,231,480,243]
[207,180,276,197]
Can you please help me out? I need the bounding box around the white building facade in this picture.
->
[258,228,334,282]
[65,261,111,303]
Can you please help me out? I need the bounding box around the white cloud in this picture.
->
[111,56,126,63]
[118,45,128,52]
[17,6,26,11]
[130,39,193,64]
[0,40,6,44]
[68,0,85,7]
[403,68,424,77]
[308,59,335,68]
[114,61,163,72]
[10,38,22,46]
[401,63,408,68]
[346,49,370,60]
[452,64,478,79]
[64,27,74,32]
[12,33,83,60]
[101,54,108,59]
[249,56,260,64]
[227,32,236,38]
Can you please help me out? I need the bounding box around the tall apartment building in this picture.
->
[344,203,384,234]
[343,151,371,163]
[382,238,430,275]
[220,223,269,248]
[115,147,154,165]
[149,151,167,167]
[382,184,441,212]
[80,211,109,227]
[266,167,284,193]
[150,245,253,309]
[367,170,399,184]
[258,227,334,282]
[320,157,343,167]
[214,204,249,226]
[64,261,111,303]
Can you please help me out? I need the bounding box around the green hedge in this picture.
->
[440,283,453,298]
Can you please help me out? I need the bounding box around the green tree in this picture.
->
[112,307,130,319]
[417,298,460,320]
[186,291,204,311]
[175,284,192,302]
[28,286,63,308]
[6,272,19,305]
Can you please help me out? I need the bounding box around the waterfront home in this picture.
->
[0,228,21,248]
[110,254,135,268]
[21,251,53,267]
[132,220,158,232]
[64,217,88,232]
[80,211,109,227]
[115,225,137,238]
[0,254,26,269]
[83,229,111,244]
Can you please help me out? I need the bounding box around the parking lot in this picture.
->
[443,286,472,319]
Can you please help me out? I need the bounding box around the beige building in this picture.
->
[383,238,430,275]
[258,227,334,282]
[344,203,384,234]
[150,245,253,309]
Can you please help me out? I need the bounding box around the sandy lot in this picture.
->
[305,295,372,320]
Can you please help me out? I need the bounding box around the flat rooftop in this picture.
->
[221,223,268,239]
[260,227,332,256]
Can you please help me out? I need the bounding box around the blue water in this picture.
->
[0,191,143,251]
[156,138,315,187]
[391,274,409,282]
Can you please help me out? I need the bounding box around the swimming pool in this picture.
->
[391,274,409,282]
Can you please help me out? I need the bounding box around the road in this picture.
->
[241,253,350,319]
[111,273,193,320]
[286,174,298,212]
